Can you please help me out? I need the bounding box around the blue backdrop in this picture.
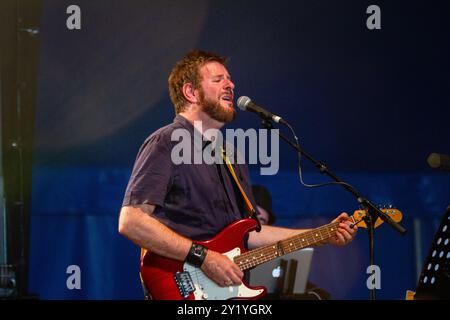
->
[29,0,450,299]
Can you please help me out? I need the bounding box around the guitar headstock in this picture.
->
[352,206,403,229]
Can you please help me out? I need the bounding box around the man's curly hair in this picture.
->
[168,50,228,114]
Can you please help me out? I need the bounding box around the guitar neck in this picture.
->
[234,217,355,271]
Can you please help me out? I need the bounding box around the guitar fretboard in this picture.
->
[233,218,355,271]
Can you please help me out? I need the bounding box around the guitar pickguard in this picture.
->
[183,247,264,300]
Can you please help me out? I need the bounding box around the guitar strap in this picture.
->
[139,248,151,299]
[220,146,261,232]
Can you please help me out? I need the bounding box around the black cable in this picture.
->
[282,121,359,193]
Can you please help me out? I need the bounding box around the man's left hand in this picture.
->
[328,212,357,246]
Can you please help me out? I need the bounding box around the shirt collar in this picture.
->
[174,114,217,152]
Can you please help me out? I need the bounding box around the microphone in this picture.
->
[427,153,450,172]
[237,96,287,125]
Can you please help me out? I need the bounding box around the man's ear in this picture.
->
[182,83,198,104]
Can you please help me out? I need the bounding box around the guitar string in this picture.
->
[189,222,338,279]
[236,222,337,270]
[182,212,398,291]
[239,222,336,263]
[236,228,331,269]
[241,213,360,268]
[187,226,342,285]
[189,225,334,281]
[180,213,401,285]
[188,230,332,282]
[188,221,340,280]
[239,214,361,269]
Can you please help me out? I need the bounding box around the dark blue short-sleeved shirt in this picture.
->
[122,115,257,241]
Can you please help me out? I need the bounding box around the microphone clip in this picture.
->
[261,118,275,130]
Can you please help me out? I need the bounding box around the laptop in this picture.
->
[248,248,314,294]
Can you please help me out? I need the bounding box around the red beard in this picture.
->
[199,89,236,123]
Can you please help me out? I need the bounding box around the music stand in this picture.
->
[414,205,450,299]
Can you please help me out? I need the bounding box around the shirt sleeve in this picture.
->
[122,132,173,208]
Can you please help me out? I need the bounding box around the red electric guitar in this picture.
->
[140,208,403,300]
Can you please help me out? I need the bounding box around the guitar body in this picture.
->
[140,218,267,300]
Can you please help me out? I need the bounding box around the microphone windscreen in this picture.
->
[237,96,251,111]
[427,153,450,170]
[427,153,441,168]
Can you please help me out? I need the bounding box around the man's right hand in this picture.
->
[201,250,243,287]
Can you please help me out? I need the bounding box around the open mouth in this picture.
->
[221,94,233,103]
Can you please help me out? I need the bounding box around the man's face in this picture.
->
[256,205,270,225]
[197,61,236,123]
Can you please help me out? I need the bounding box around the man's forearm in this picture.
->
[248,224,310,249]
[118,204,191,261]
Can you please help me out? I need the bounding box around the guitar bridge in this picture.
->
[174,271,195,299]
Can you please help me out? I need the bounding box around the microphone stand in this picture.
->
[261,118,407,300]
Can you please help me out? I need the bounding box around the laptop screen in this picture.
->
[248,248,314,294]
